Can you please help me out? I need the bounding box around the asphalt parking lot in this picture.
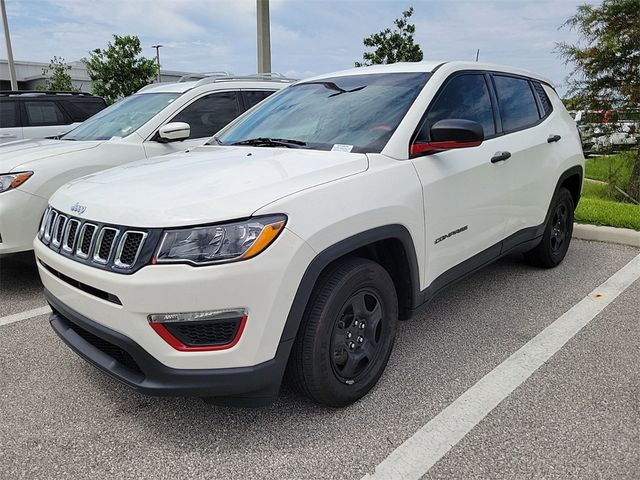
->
[1,239,638,479]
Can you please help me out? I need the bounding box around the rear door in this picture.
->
[490,74,560,239]
[143,91,242,158]
[411,72,513,285]
[0,99,22,143]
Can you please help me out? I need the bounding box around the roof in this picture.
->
[299,61,555,87]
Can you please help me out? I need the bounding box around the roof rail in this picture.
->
[0,90,96,97]
[193,72,297,88]
[178,71,234,82]
[136,82,173,93]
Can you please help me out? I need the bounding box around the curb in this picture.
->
[573,223,640,248]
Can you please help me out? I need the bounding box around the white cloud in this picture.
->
[3,0,583,92]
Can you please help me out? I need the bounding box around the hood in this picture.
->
[50,146,368,227]
[0,139,103,172]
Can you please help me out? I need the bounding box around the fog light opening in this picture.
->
[148,309,247,351]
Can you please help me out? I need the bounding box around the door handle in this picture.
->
[0,133,17,138]
[491,151,511,163]
[547,134,561,143]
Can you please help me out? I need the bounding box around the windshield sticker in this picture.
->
[331,144,354,153]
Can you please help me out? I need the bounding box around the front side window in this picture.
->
[62,93,179,141]
[493,75,540,132]
[215,73,431,153]
[24,101,67,126]
[170,92,241,139]
[418,74,495,141]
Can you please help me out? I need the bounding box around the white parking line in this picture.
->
[362,252,640,480]
[0,306,51,326]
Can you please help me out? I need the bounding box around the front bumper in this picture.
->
[47,290,292,404]
[35,228,314,370]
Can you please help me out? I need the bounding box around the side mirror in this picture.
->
[157,122,190,143]
[411,119,484,155]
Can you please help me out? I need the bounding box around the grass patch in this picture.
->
[585,151,635,188]
[581,182,610,200]
[576,193,640,231]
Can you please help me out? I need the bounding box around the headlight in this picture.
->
[0,172,33,193]
[154,214,287,265]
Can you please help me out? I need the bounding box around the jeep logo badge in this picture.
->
[70,202,87,215]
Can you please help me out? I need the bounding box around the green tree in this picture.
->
[355,7,423,67]
[557,0,640,200]
[83,35,158,104]
[40,56,77,92]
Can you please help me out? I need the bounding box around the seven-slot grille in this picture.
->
[39,207,148,271]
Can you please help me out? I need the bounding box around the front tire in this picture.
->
[524,187,575,268]
[288,257,398,407]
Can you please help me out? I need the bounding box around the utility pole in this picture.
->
[256,0,271,74]
[0,0,18,90]
[152,44,163,82]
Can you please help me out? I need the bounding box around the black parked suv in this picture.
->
[0,91,107,143]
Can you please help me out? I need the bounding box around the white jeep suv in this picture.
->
[35,62,584,407]
[0,75,290,254]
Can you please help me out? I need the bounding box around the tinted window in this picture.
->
[0,100,19,128]
[216,73,431,153]
[532,82,553,117]
[24,101,67,126]
[420,74,495,140]
[67,99,107,120]
[493,76,540,131]
[171,92,241,139]
[243,90,275,109]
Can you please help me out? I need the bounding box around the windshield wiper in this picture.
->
[231,137,306,148]
[310,82,366,97]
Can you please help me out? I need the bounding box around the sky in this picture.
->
[2,0,587,93]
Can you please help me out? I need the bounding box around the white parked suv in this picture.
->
[0,75,290,254]
[35,62,584,407]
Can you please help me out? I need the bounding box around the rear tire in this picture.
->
[288,257,398,407]
[524,187,575,268]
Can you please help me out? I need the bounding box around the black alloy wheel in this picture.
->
[287,257,398,407]
[330,289,384,384]
[524,187,575,268]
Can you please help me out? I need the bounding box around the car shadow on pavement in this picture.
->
[0,252,43,315]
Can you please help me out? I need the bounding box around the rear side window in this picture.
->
[419,73,495,140]
[243,90,275,110]
[0,100,19,128]
[24,101,67,126]
[532,82,553,117]
[493,75,540,132]
[171,92,241,139]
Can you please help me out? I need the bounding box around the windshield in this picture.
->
[215,72,430,153]
[61,93,180,141]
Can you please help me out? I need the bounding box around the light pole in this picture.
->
[0,0,18,90]
[152,44,163,82]
[256,0,271,74]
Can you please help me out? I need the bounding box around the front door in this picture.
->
[410,72,512,286]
